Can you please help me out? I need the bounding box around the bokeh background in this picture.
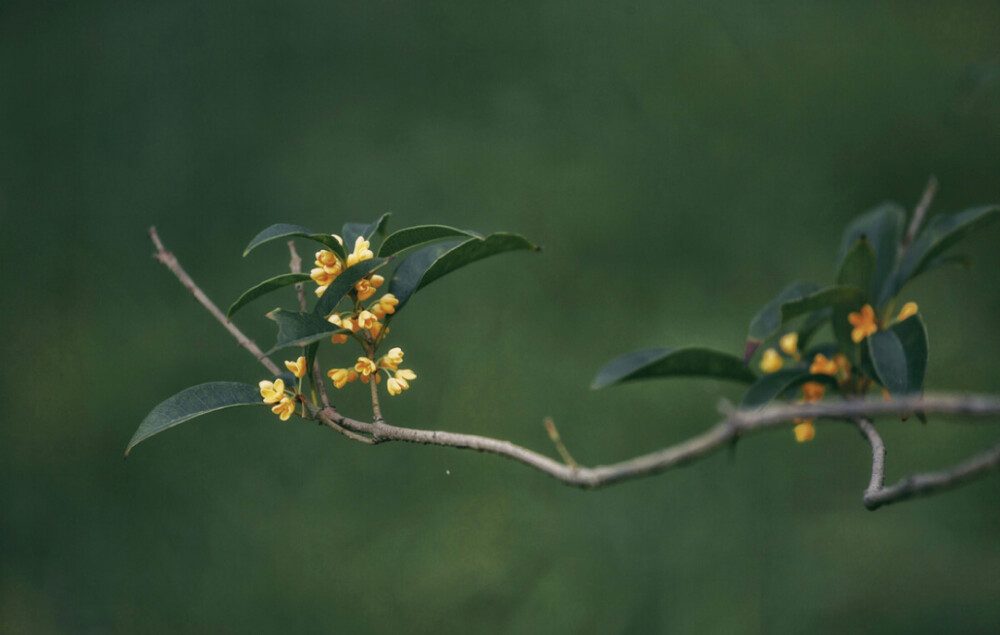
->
[2,1,999,633]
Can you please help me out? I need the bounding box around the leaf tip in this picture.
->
[743,340,761,365]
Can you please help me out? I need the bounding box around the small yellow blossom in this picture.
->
[354,357,377,377]
[387,370,415,395]
[356,310,378,330]
[311,267,337,297]
[315,249,341,270]
[327,368,358,389]
[285,356,307,379]
[759,348,783,373]
[896,302,918,322]
[370,274,385,288]
[793,421,816,442]
[331,333,349,344]
[371,293,399,318]
[395,368,417,382]
[355,279,376,301]
[801,381,825,402]
[848,304,878,343]
[346,237,374,267]
[379,347,404,371]
[271,396,296,421]
[810,353,838,376]
[779,332,799,356]
[387,377,405,395]
[368,321,385,339]
[259,379,286,404]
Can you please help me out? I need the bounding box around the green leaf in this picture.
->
[779,285,866,323]
[267,309,348,352]
[836,237,875,298]
[343,213,391,250]
[389,233,539,309]
[377,224,478,257]
[126,382,265,456]
[740,370,837,409]
[243,224,347,261]
[837,202,905,303]
[592,347,756,390]
[797,308,832,350]
[312,258,389,318]
[863,314,928,396]
[885,205,999,302]
[227,273,311,320]
[744,281,821,361]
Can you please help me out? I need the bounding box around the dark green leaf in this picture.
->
[779,285,866,323]
[745,281,821,360]
[312,258,389,318]
[243,224,347,261]
[837,202,905,303]
[343,213,391,250]
[389,233,538,309]
[227,273,311,320]
[377,225,478,257]
[863,314,928,396]
[740,370,837,409]
[592,347,756,390]
[126,382,265,456]
[885,205,999,302]
[797,308,832,350]
[267,309,348,352]
[836,237,875,298]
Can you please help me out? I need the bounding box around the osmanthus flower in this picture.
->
[896,301,918,322]
[355,310,379,331]
[259,379,286,404]
[809,353,839,376]
[354,274,385,302]
[271,396,296,421]
[354,357,377,378]
[387,369,417,396]
[346,237,374,267]
[779,332,799,356]
[848,304,878,343]
[370,293,399,318]
[327,367,358,389]
[759,348,783,373]
[285,356,307,379]
[793,381,826,443]
[379,347,404,371]
[311,242,345,297]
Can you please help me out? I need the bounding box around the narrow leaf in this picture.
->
[779,285,866,323]
[126,382,265,456]
[377,224,478,257]
[389,233,538,309]
[797,308,832,350]
[243,224,347,261]
[863,314,928,396]
[837,202,905,303]
[343,213,391,250]
[745,281,821,357]
[312,258,389,317]
[740,370,837,409]
[267,309,348,352]
[592,347,756,390]
[836,237,875,298]
[227,273,311,320]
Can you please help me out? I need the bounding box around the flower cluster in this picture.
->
[327,347,417,396]
[310,236,383,298]
[848,301,919,343]
[259,356,309,420]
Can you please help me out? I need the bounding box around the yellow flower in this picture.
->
[379,347,404,371]
[355,279,376,301]
[370,274,385,288]
[285,356,307,379]
[315,249,342,270]
[395,368,417,382]
[271,396,296,421]
[801,381,825,402]
[354,357,377,377]
[897,301,918,322]
[371,293,399,318]
[331,333,349,344]
[327,368,358,389]
[310,267,337,297]
[848,304,878,343]
[346,237,374,267]
[259,379,285,404]
[810,353,838,376]
[360,373,381,384]
[759,348,783,373]
[779,332,798,356]
[368,321,385,339]
[355,310,378,330]
[793,421,815,443]
[387,377,405,395]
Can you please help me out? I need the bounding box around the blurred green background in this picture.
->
[2,1,999,633]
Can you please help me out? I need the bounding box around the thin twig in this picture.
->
[544,417,578,467]
[149,227,281,376]
[853,417,886,503]
[903,175,938,250]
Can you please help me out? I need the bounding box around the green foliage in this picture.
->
[227,273,311,320]
[243,223,347,261]
[862,315,929,397]
[591,347,756,390]
[267,309,347,352]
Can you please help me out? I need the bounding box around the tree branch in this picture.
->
[148,227,281,376]
[902,175,938,250]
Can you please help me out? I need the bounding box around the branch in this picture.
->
[149,227,281,376]
[902,175,938,250]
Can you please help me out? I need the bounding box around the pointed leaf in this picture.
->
[312,258,389,317]
[863,314,928,396]
[592,347,756,390]
[227,273,311,320]
[745,281,821,358]
[779,285,866,323]
[837,202,905,303]
[126,382,265,456]
[343,213,391,250]
[836,237,875,298]
[797,308,832,350]
[389,233,539,309]
[740,369,837,409]
[267,309,348,352]
[377,225,478,257]
[243,224,347,261]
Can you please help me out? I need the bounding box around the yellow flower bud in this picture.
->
[387,377,405,395]
[327,368,358,389]
[759,348,783,373]
[285,356,307,379]
[801,381,825,402]
[793,421,815,443]
[395,368,417,381]
[370,274,385,288]
[379,347,404,371]
[809,353,838,376]
[355,279,376,301]
[331,333,349,344]
[779,332,798,355]
[271,396,296,421]
[897,302,918,322]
